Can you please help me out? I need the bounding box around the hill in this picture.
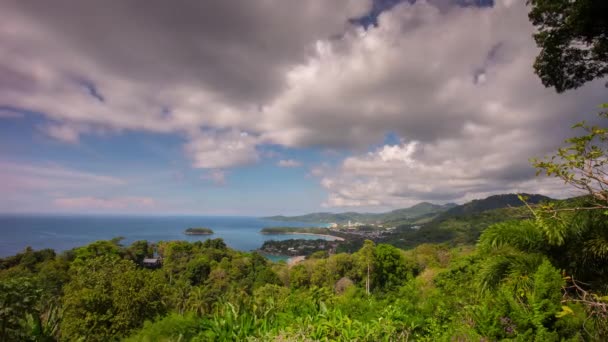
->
[438,193,551,219]
[263,202,456,225]
[383,193,553,249]
[383,205,534,249]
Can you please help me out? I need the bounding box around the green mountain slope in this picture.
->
[439,193,551,219]
[383,194,553,249]
[263,202,456,224]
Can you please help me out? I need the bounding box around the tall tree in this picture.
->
[358,240,375,295]
[528,0,608,92]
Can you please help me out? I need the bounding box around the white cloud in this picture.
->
[319,139,581,209]
[0,0,372,167]
[185,130,259,169]
[277,159,302,168]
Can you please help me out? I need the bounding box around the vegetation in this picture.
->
[263,202,455,225]
[2,222,606,341]
[528,0,608,92]
[383,196,542,249]
[184,228,214,235]
[259,239,338,256]
[438,193,551,218]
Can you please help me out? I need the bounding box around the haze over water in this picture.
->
[0,215,330,257]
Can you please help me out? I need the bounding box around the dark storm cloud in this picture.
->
[6,0,369,105]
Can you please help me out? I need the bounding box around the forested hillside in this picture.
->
[263,202,455,225]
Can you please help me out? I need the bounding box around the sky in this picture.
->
[0,0,606,216]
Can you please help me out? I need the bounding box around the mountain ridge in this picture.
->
[263,193,550,225]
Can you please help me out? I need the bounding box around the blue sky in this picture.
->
[0,110,336,215]
[0,0,604,215]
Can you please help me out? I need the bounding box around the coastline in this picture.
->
[264,232,345,241]
[258,252,304,266]
[287,255,306,266]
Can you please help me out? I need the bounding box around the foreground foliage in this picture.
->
[1,224,606,341]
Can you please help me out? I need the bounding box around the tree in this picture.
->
[358,240,375,294]
[289,264,310,289]
[125,240,153,266]
[528,0,608,92]
[529,109,608,284]
[0,277,40,341]
[72,239,124,263]
[61,256,166,341]
[373,244,409,290]
[532,107,608,208]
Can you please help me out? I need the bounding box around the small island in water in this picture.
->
[184,227,214,235]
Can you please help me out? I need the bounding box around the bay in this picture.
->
[0,215,331,257]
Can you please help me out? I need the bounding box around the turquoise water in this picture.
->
[0,215,332,257]
[261,254,290,263]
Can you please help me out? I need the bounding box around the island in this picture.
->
[184,227,214,235]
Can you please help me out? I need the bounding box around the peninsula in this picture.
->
[184,227,214,235]
[260,227,344,241]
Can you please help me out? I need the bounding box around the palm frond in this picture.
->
[478,220,545,254]
[477,247,545,293]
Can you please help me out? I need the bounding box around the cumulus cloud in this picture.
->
[259,0,605,149]
[260,0,605,207]
[0,0,371,168]
[1,0,606,209]
[318,140,582,209]
[185,130,259,169]
[277,159,302,168]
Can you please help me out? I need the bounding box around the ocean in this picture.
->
[0,215,331,258]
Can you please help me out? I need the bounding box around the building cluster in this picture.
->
[327,221,398,239]
[328,221,396,231]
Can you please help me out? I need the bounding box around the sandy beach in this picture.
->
[287,255,306,266]
[286,232,345,241]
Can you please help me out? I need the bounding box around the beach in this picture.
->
[283,232,345,241]
[287,255,306,266]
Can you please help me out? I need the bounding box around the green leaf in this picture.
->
[555,305,574,318]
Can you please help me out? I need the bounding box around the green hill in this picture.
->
[438,193,551,219]
[263,202,456,225]
[383,194,553,249]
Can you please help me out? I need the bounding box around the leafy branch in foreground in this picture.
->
[560,276,608,340]
[531,104,608,210]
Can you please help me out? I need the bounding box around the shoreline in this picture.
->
[264,232,345,241]
[258,252,304,266]
[287,255,306,266]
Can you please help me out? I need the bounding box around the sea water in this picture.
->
[0,215,332,257]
